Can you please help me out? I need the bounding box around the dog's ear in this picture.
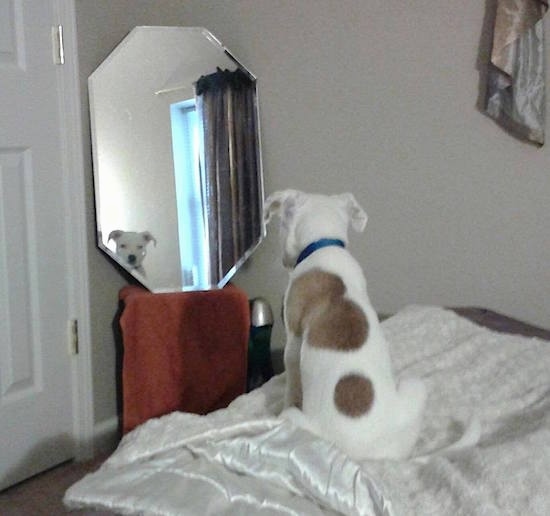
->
[108,229,124,242]
[263,189,302,224]
[141,231,157,247]
[337,193,368,232]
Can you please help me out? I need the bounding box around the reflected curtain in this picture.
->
[196,68,261,284]
[485,0,548,145]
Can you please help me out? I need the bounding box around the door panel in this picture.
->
[0,0,74,490]
[0,149,41,403]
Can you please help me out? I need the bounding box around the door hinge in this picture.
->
[52,25,65,65]
[68,319,79,355]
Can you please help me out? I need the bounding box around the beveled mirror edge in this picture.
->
[201,26,267,291]
[89,26,266,293]
[96,242,157,290]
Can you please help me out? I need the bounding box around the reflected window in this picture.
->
[170,100,209,288]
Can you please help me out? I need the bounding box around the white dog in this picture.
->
[108,230,156,277]
[264,190,428,460]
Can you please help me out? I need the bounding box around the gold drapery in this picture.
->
[485,0,548,145]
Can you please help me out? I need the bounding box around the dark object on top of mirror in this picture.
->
[89,27,264,293]
[195,67,254,95]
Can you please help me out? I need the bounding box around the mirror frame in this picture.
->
[89,27,265,292]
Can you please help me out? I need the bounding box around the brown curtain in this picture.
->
[196,68,261,284]
[485,0,548,145]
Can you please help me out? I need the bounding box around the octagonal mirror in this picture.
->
[89,27,264,292]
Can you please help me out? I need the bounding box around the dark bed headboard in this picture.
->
[451,307,550,341]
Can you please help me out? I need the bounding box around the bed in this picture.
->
[65,305,550,515]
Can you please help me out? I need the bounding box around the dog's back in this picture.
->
[285,247,426,459]
[265,190,426,460]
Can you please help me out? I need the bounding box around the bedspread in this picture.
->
[65,306,550,515]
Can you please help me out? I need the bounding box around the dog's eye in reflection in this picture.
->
[107,230,157,277]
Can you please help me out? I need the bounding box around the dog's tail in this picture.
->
[412,416,481,464]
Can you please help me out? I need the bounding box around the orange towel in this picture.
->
[119,284,249,434]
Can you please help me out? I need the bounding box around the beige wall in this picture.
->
[181,0,550,337]
[76,0,550,427]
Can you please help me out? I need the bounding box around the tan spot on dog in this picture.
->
[309,297,367,350]
[286,269,345,336]
[334,374,374,417]
[285,268,368,350]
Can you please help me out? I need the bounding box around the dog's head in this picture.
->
[263,190,367,268]
[108,230,156,269]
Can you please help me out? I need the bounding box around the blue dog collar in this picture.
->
[295,238,345,266]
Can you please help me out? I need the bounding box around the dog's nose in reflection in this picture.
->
[107,230,157,277]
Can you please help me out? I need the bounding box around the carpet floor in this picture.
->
[0,455,112,515]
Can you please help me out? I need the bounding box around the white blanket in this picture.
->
[65,306,550,515]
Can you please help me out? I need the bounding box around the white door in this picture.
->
[0,0,85,489]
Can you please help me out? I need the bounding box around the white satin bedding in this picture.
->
[65,306,550,515]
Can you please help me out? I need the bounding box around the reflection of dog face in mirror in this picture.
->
[108,230,156,276]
